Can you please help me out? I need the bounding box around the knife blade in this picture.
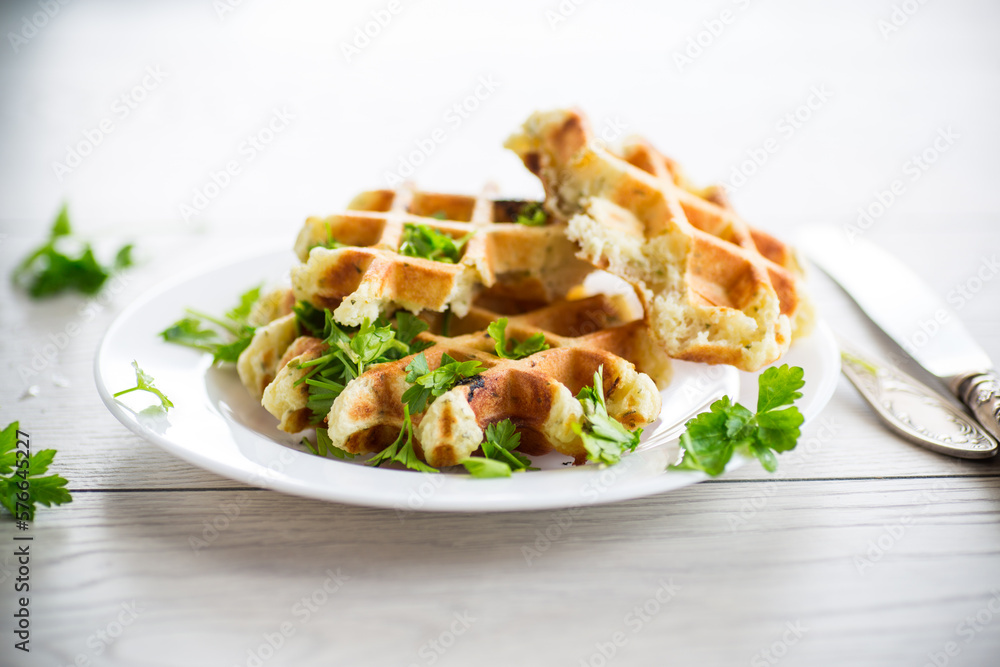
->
[798,226,1000,445]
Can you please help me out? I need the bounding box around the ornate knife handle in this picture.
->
[957,371,1000,443]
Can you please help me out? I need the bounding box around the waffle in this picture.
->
[615,137,814,340]
[258,294,671,467]
[505,108,812,372]
[236,287,296,400]
[290,185,593,327]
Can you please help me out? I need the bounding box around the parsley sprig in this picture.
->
[367,405,438,473]
[573,367,642,466]
[12,204,133,298]
[113,361,174,411]
[462,419,535,478]
[160,286,260,363]
[301,428,356,461]
[670,365,805,476]
[514,203,548,226]
[1,422,72,521]
[399,223,472,264]
[295,310,432,425]
[488,318,549,359]
[309,221,345,251]
[401,352,485,414]
[362,349,484,473]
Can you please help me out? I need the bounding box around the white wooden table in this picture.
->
[2,1,999,665]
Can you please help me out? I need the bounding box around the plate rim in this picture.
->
[94,246,840,513]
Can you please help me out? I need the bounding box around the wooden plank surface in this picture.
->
[4,479,1000,667]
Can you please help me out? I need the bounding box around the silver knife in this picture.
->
[838,340,997,458]
[798,226,1000,449]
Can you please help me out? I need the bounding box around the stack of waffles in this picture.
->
[236,108,812,469]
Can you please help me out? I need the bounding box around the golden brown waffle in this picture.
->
[616,137,813,339]
[505,108,812,372]
[258,294,670,467]
[290,185,593,327]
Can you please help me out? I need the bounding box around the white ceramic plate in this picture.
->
[95,245,840,512]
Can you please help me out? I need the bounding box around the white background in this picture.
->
[1,2,999,667]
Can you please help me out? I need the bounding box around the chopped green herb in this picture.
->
[367,406,438,473]
[12,205,134,298]
[514,203,547,226]
[0,421,72,521]
[160,286,260,364]
[401,352,484,414]
[441,309,454,337]
[430,211,448,220]
[295,313,430,425]
[301,428,356,460]
[399,223,472,264]
[461,457,512,478]
[394,311,429,348]
[293,300,326,338]
[572,366,641,466]
[309,221,345,251]
[488,318,549,359]
[114,361,174,411]
[670,365,805,476]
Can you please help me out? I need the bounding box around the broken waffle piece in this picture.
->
[505,108,811,371]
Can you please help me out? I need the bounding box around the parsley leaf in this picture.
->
[398,223,472,264]
[487,318,549,359]
[159,317,220,352]
[394,311,430,349]
[225,285,261,324]
[12,204,133,298]
[367,406,438,472]
[462,418,535,477]
[160,286,261,364]
[0,421,73,521]
[461,458,512,478]
[670,365,805,476]
[113,360,174,411]
[514,203,548,226]
[295,313,429,424]
[350,318,409,374]
[301,428,356,460]
[572,366,642,466]
[401,352,484,414]
[293,300,326,338]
